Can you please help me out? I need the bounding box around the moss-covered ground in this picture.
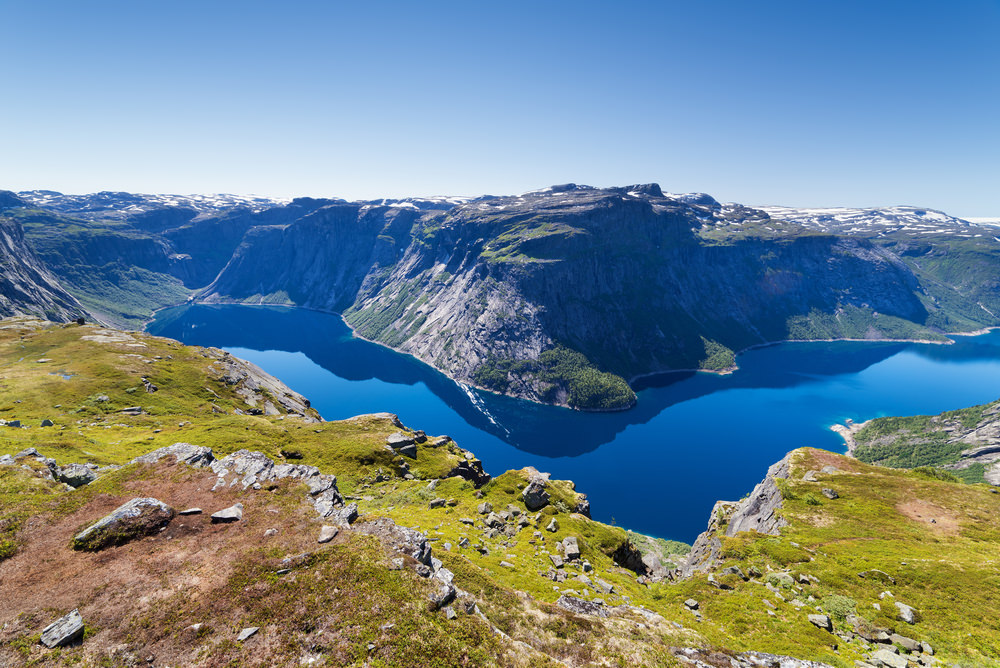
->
[1,317,999,665]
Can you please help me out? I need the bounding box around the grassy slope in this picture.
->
[0,318,998,665]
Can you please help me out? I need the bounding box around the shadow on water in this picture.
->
[150,305,931,457]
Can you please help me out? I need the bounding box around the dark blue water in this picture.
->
[148,304,1000,542]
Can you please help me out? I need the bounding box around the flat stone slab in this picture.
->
[317,525,339,543]
[40,609,84,648]
[72,498,174,551]
[236,626,259,642]
[211,503,244,524]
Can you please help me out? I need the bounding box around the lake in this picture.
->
[148,304,1000,542]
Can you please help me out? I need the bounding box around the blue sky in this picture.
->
[2,0,998,215]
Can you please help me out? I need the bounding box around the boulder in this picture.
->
[447,459,491,488]
[684,599,699,610]
[318,525,339,543]
[13,447,40,459]
[398,443,417,459]
[73,498,174,551]
[549,554,564,568]
[894,601,917,624]
[236,627,259,642]
[562,536,581,561]
[573,495,591,517]
[545,518,559,532]
[57,463,97,488]
[484,512,504,529]
[477,502,493,515]
[178,508,202,515]
[355,517,432,566]
[429,582,456,610]
[40,419,54,427]
[386,432,415,449]
[429,498,446,509]
[334,502,359,526]
[211,503,244,524]
[821,488,839,500]
[889,634,921,652]
[870,649,907,668]
[808,614,832,632]
[556,595,608,618]
[522,479,550,511]
[39,609,85,648]
[132,443,215,468]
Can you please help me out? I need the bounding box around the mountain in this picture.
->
[0,315,995,666]
[7,185,1000,410]
[0,192,86,322]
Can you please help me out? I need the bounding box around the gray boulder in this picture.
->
[546,518,559,532]
[429,582,456,610]
[556,595,608,618]
[821,488,839,500]
[211,503,244,524]
[808,614,832,632]
[386,432,415,449]
[40,608,85,648]
[73,498,174,551]
[398,443,417,459]
[132,443,215,468]
[318,525,339,544]
[236,626,259,642]
[870,649,907,668]
[562,536,581,561]
[40,419,54,427]
[57,463,97,488]
[522,478,550,511]
[894,601,917,624]
[889,634,921,652]
[477,502,492,515]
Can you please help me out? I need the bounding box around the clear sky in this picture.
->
[2,0,998,216]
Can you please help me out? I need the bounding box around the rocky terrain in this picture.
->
[5,185,1000,410]
[0,316,998,666]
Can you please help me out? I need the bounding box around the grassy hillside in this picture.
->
[0,317,998,665]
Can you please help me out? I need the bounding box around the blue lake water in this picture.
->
[148,304,1000,543]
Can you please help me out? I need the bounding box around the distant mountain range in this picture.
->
[3,184,1000,410]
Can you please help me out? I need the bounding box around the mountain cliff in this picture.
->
[8,185,1000,410]
[0,193,85,322]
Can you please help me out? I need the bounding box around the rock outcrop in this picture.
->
[72,497,175,551]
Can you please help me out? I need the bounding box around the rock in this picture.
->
[13,447,40,459]
[6,419,21,428]
[236,627,259,642]
[889,634,921,652]
[386,432,415,449]
[57,463,97,488]
[447,459,491,488]
[73,497,174,550]
[120,407,142,416]
[721,565,747,580]
[40,419,54,427]
[444,606,457,620]
[573,496,591,517]
[766,572,795,588]
[477,502,492,515]
[211,503,244,524]
[821,465,840,474]
[556,595,608,618]
[429,582,456,610]
[821,488,839,500]
[808,614,832,632]
[562,536,581,560]
[318,525,339,543]
[429,498,446,509]
[500,561,515,569]
[594,578,613,594]
[178,508,202,515]
[39,609,85,648]
[458,537,470,548]
[96,395,110,402]
[132,443,215,468]
[894,601,916,624]
[355,517,432,566]
[546,518,558,532]
[522,478,550,511]
[334,502,359,526]
[920,642,933,655]
[870,649,907,668]
[803,470,819,482]
[399,443,417,459]
[684,599,699,610]
[484,512,504,528]
[549,554,564,568]
[459,517,475,525]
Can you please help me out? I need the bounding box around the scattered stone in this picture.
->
[5,419,21,428]
[573,495,591,517]
[459,517,475,525]
[263,528,278,537]
[132,443,215,468]
[546,518,559,533]
[211,503,244,524]
[444,606,457,620]
[40,419,54,427]
[236,627,259,642]
[13,447,40,459]
[96,395,110,402]
[821,488,839,500]
[120,407,143,416]
[721,565,747,580]
[57,463,97,488]
[684,599,699,610]
[522,476,550,511]
[500,561,515,569]
[549,554,564,568]
[477,502,492,515]
[920,642,934,655]
[39,609,85,648]
[399,443,417,459]
[808,614,832,632]
[458,537,470,548]
[802,470,819,482]
[870,649,907,668]
[73,497,174,550]
[386,432,415,449]
[562,536,581,561]
[556,595,608,618]
[447,458,491,487]
[429,498,446,509]
[334,502,359,526]
[318,525,339,543]
[429,582,456,610]
[178,508,202,515]
[889,634,921,652]
[594,578,614,594]
[894,601,917,624]
[354,517,432,566]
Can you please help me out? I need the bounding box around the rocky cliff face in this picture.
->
[10,184,1000,409]
[0,194,85,321]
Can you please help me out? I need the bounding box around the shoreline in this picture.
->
[151,300,998,414]
[829,419,870,457]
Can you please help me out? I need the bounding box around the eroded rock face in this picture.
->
[447,458,491,488]
[208,350,316,418]
[354,517,432,566]
[556,595,608,618]
[72,497,174,551]
[209,449,343,517]
[521,468,551,510]
[55,463,97,488]
[131,443,215,468]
